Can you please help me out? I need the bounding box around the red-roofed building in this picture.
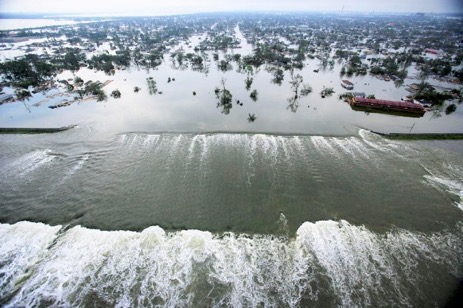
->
[425,48,440,55]
[350,97,426,116]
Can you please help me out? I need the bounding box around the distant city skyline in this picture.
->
[0,0,462,16]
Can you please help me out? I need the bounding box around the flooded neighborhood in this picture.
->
[0,12,462,135]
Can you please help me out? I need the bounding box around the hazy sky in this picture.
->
[1,0,462,16]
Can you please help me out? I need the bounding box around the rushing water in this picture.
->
[1,128,463,306]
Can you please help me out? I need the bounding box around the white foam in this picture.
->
[171,135,184,151]
[358,129,390,152]
[266,135,279,162]
[199,135,209,162]
[69,154,89,175]
[334,138,360,158]
[443,163,463,182]
[119,134,127,145]
[187,135,200,161]
[123,134,138,149]
[8,149,56,177]
[249,135,279,165]
[214,133,242,148]
[0,222,61,301]
[245,135,258,185]
[422,162,463,211]
[142,135,160,149]
[310,136,339,157]
[290,136,304,152]
[119,134,134,148]
[345,137,371,159]
[247,134,278,166]
[296,220,463,306]
[3,221,461,307]
[425,175,463,211]
[277,136,290,161]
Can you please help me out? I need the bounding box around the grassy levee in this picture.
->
[0,125,76,134]
[372,131,463,140]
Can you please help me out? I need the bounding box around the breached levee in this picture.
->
[0,220,462,307]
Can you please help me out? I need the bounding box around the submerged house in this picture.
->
[341,80,354,90]
[349,97,426,117]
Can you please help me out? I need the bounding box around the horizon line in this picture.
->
[1,10,463,19]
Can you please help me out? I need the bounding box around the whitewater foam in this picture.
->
[346,137,372,159]
[68,154,89,176]
[187,135,200,161]
[1,221,461,307]
[358,129,391,153]
[423,162,463,211]
[0,222,61,302]
[310,136,340,158]
[7,150,56,177]
[111,133,409,169]
[142,134,160,149]
[425,175,463,211]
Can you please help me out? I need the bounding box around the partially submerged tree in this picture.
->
[15,89,32,101]
[111,89,121,98]
[146,77,158,95]
[215,78,233,114]
[245,76,253,91]
[97,91,107,102]
[248,113,256,122]
[286,74,312,112]
[320,87,335,98]
[250,89,258,102]
[271,68,284,85]
[445,103,456,115]
[74,76,84,85]
[73,81,107,102]
[300,84,313,96]
[415,82,452,106]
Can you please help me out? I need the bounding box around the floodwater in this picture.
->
[1,23,463,307]
[1,56,463,136]
[0,19,87,31]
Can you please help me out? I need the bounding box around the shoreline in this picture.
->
[0,125,76,134]
[371,131,463,140]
